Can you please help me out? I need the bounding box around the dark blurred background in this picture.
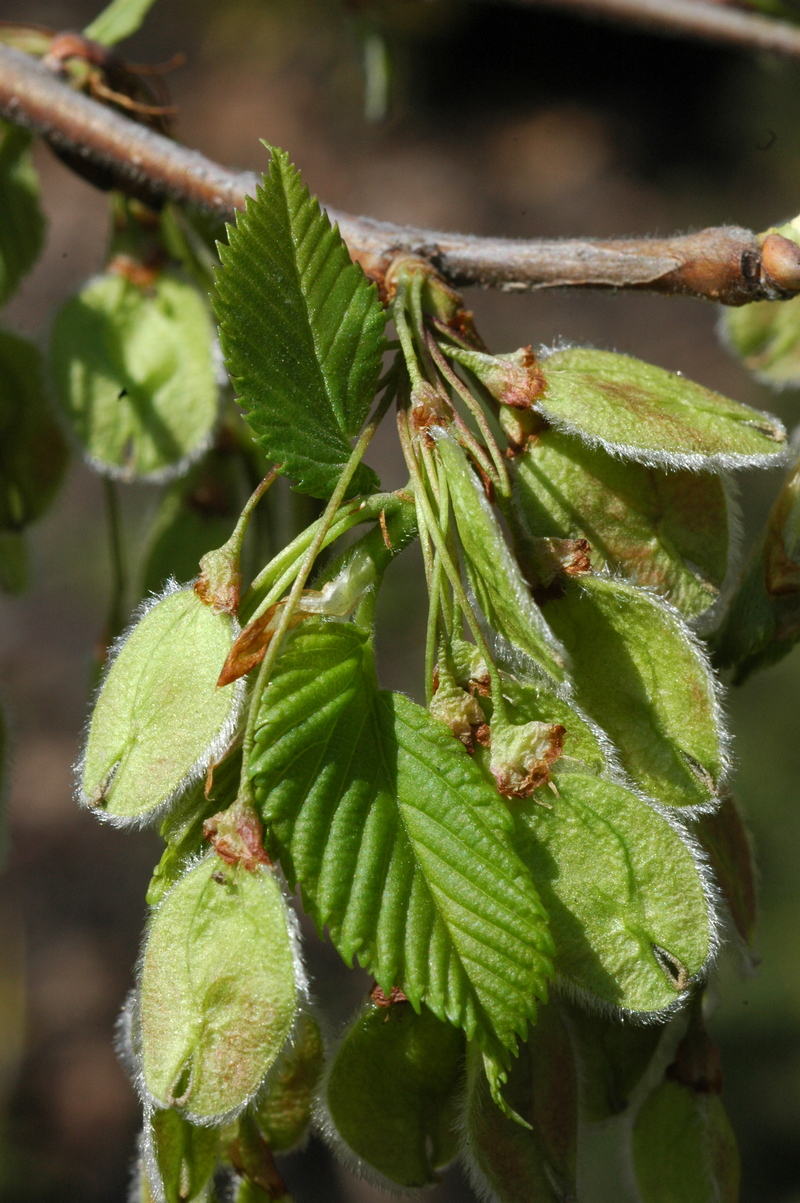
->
[0,0,798,1199]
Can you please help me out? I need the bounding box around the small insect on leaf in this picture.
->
[81,586,243,824]
[325,994,464,1188]
[51,271,219,481]
[462,1002,578,1203]
[214,145,386,499]
[512,771,714,1014]
[535,347,786,470]
[139,852,302,1123]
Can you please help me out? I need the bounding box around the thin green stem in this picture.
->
[396,408,507,719]
[393,281,424,389]
[238,390,394,803]
[426,331,510,498]
[103,479,126,648]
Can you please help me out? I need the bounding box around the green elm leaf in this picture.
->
[143,1109,219,1203]
[542,575,726,810]
[0,124,45,308]
[515,427,730,619]
[81,586,243,824]
[249,619,553,1069]
[51,271,219,482]
[84,0,160,44]
[214,147,386,499]
[632,1079,740,1203]
[512,771,714,1013]
[0,331,68,533]
[435,433,566,684]
[325,996,464,1187]
[255,1010,325,1153]
[138,853,301,1122]
[536,347,786,470]
[462,1003,578,1203]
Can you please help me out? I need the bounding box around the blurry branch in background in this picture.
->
[1,41,800,304]
[508,0,800,58]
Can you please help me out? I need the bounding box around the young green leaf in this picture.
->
[83,0,160,46]
[81,586,242,824]
[139,853,301,1122]
[462,1003,578,1203]
[214,147,385,499]
[512,771,714,1013]
[721,294,800,388]
[542,575,726,810]
[255,1010,325,1153]
[559,998,665,1121]
[143,1108,219,1203]
[142,448,247,596]
[536,348,786,470]
[324,995,464,1187]
[51,271,219,481]
[249,619,553,1067]
[0,331,68,533]
[435,433,567,683]
[515,427,730,619]
[0,123,45,308]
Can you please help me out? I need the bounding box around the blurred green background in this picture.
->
[0,0,799,1198]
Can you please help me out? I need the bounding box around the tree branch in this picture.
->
[0,42,798,305]
[510,0,800,59]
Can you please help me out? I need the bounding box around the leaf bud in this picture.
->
[142,1107,220,1203]
[488,718,565,798]
[430,660,489,752]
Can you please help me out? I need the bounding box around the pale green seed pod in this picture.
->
[80,585,243,826]
[138,852,303,1124]
[255,1011,325,1153]
[462,1001,578,1203]
[632,1004,740,1203]
[632,1080,740,1203]
[324,994,465,1188]
[51,269,219,482]
[559,999,665,1122]
[142,1108,220,1203]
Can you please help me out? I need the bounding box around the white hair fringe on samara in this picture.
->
[127,853,311,1134]
[73,579,246,832]
[536,340,790,474]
